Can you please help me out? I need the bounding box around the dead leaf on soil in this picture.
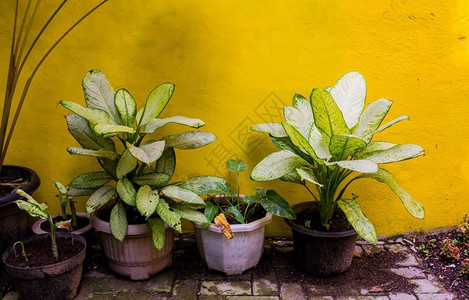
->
[369,281,393,292]
[214,213,233,239]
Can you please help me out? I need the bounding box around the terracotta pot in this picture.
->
[2,232,86,300]
[92,213,173,280]
[0,165,40,255]
[193,211,272,275]
[285,201,358,276]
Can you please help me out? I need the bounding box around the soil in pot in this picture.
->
[293,204,353,232]
[5,235,84,268]
[204,196,267,224]
[39,215,90,233]
[0,177,22,196]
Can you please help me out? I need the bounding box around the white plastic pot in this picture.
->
[193,212,272,275]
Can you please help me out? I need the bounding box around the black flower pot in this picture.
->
[0,165,40,254]
[285,201,358,276]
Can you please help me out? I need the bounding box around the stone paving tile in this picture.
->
[143,269,173,293]
[280,283,306,299]
[227,297,279,300]
[416,294,454,300]
[79,277,145,293]
[390,267,425,279]
[385,243,411,253]
[172,279,199,300]
[396,253,419,267]
[200,296,228,300]
[362,244,385,256]
[308,297,334,300]
[409,279,444,294]
[201,281,252,296]
[253,279,278,295]
[388,293,417,300]
[335,296,389,300]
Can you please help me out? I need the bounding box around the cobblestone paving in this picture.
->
[1,235,459,300]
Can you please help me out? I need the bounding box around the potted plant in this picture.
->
[0,0,108,255]
[187,158,295,275]
[2,189,86,300]
[32,182,93,240]
[250,71,425,276]
[59,70,215,280]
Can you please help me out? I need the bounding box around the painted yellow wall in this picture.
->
[1,0,468,236]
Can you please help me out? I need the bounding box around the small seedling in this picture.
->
[12,241,28,262]
[417,243,429,255]
[304,220,312,229]
[440,238,460,261]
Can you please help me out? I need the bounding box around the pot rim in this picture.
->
[0,165,41,207]
[193,212,273,233]
[285,201,357,238]
[32,212,92,235]
[91,213,169,236]
[1,232,86,271]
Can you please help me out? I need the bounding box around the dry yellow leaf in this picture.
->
[214,213,234,239]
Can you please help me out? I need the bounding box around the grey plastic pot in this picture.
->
[92,213,173,280]
[193,212,272,275]
[2,232,86,300]
[0,165,40,256]
[285,201,358,276]
[32,212,93,236]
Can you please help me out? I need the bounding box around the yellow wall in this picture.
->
[1,0,468,236]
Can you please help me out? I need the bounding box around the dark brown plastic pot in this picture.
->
[285,201,358,276]
[2,232,86,300]
[0,165,40,254]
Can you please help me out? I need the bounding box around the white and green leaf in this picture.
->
[86,186,115,214]
[116,178,137,206]
[156,200,182,232]
[180,176,230,195]
[171,203,209,223]
[116,149,138,179]
[70,171,113,189]
[147,218,166,250]
[326,159,378,174]
[251,150,311,181]
[359,144,424,164]
[155,147,176,182]
[143,116,205,134]
[352,98,393,143]
[66,114,115,151]
[226,158,248,173]
[132,173,171,188]
[250,123,287,137]
[295,168,323,187]
[127,140,165,164]
[161,185,205,205]
[110,202,128,242]
[115,88,137,127]
[375,115,409,134]
[337,199,377,244]
[329,134,366,160]
[67,147,118,160]
[261,190,296,219]
[282,122,322,165]
[136,83,175,126]
[93,124,135,137]
[162,131,217,149]
[136,185,160,219]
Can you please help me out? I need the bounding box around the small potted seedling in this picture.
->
[32,182,93,239]
[188,158,295,275]
[1,189,87,300]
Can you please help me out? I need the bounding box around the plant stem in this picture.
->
[49,216,58,259]
[69,199,77,228]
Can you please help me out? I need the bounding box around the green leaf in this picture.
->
[60,100,116,127]
[171,202,209,223]
[180,176,230,194]
[143,116,205,133]
[162,131,217,149]
[359,144,424,164]
[358,169,424,219]
[53,181,68,194]
[115,88,137,127]
[356,141,397,158]
[261,190,296,219]
[127,140,165,164]
[147,218,166,250]
[203,202,219,226]
[116,149,138,179]
[280,170,304,185]
[16,189,47,209]
[225,206,245,224]
[156,200,182,232]
[251,123,287,137]
[351,98,393,143]
[326,159,378,174]
[251,150,311,181]
[82,70,121,124]
[86,186,115,214]
[136,185,160,219]
[310,88,350,139]
[66,114,115,151]
[138,163,155,176]
[291,93,315,138]
[329,134,366,160]
[226,158,248,173]
[67,147,118,160]
[155,147,176,183]
[337,199,377,244]
[93,124,135,136]
[116,178,137,206]
[136,83,175,126]
[270,136,311,162]
[161,185,205,205]
[99,158,118,179]
[70,171,113,189]
[15,200,49,219]
[132,173,171,188]
[329,71,366,129]
[282,122,322,165]
[110,202,128,242]
[67,188,96,197]
[295,168,323,187]
[375,115,409,134]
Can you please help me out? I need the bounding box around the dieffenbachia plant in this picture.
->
[250,71,425,244]
[59,70,215,250]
